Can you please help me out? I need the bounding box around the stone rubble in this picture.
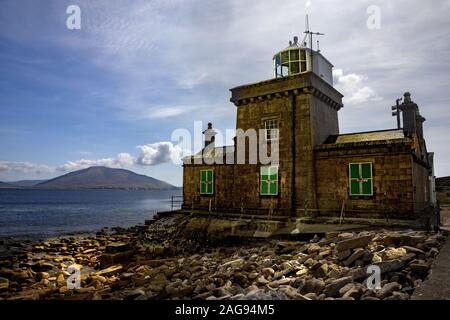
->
[0,213,447,300]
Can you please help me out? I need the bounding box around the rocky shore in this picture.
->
[0,213,447,300]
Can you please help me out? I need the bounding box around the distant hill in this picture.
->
[8,180,46,188]
[0,181,15,189]
[35,166,178,190]
[436,176,450,188]
[436,177,450,205]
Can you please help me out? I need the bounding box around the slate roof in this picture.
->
[183,145,235,164]
[322,129,407,145]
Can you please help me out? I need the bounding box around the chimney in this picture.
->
[203,122,216,149]
[399,92,417,136]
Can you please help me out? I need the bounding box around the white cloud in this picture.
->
[56,142,185,172]
[0,161,54,174]
[333,68,382,105]
[141,106,196,119]
[57,152,135,172]
[136,141,184,166]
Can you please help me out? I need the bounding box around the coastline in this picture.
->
[0,212,447,300]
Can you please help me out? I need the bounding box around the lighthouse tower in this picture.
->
[272,36,334,86]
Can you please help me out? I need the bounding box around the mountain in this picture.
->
[8,180,46,188]
[436,176,450,188]
[35,166,178,190]
[0,181,15,189]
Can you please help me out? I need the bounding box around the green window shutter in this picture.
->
[350,164,360,179]
[260,166,278,196]
[350,180,360,195]
[349,163,373,196]
[361,163,372,195]
[362,180,372,195]
[261,181,269,195]
[207,170,214,194]
[361,163,371,179]
[200,170,206,194]
[200,170,214,195]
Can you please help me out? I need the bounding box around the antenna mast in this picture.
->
[303,14,324,73]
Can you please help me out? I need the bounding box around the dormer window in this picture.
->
[264,119,279,141]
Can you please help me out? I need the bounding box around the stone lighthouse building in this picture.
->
[181,38,435,223]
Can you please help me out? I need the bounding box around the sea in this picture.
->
[0,188,182,240]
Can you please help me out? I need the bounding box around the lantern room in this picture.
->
[273,36,334,86]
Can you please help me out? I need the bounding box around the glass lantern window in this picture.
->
[274,48,308,78]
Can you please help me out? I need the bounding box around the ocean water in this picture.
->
[0,189,182,240]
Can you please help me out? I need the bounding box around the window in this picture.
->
[264,119,279,141]
[349,163,373,196]
[200,169,214,195]
[273,48,308,78]
[260,166,278,196]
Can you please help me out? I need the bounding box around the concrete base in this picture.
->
[155,210,426,240]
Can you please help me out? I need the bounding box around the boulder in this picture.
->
[307,244,321,254]
[32,262,54,272]
[335,236,372,252]
[338,283,355,296]
[384,292,409,300]
[233,273,248,286]
[410,263,430,277]
[344,249,365,266]
[99,251,133,268]
[95,264,123,276]
[36,272,50,281]
[304,292,318,300]
[243,290,288,300]
[314,263,328,278]
[220,258,243,268]
[0,277,9,290]
[372,254,382,263]
[335,249,352,261]
[105,242,130,254]
[402,246,425,255]
[292,278,306,289]
[350,259,406,281]
[377,282,401,299]
[257,276,269,285]
[400,235,426,247]
[383,248,407,260]
[318,249,332,258]
[301,278,325,295]
[261,268,275,278]
[343,288,363,300]
[323,276,353,297]
[268,278,294,288]
[279,286,311,300]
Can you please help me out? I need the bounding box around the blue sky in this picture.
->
[1,0,450,186]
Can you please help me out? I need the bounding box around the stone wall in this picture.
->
[314,141,421,219]
[412,160,431,211]
[182,164,234,211]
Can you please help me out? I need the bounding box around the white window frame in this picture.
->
[264,118,279,141]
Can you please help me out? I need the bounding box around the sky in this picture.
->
[0,0,449,186]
